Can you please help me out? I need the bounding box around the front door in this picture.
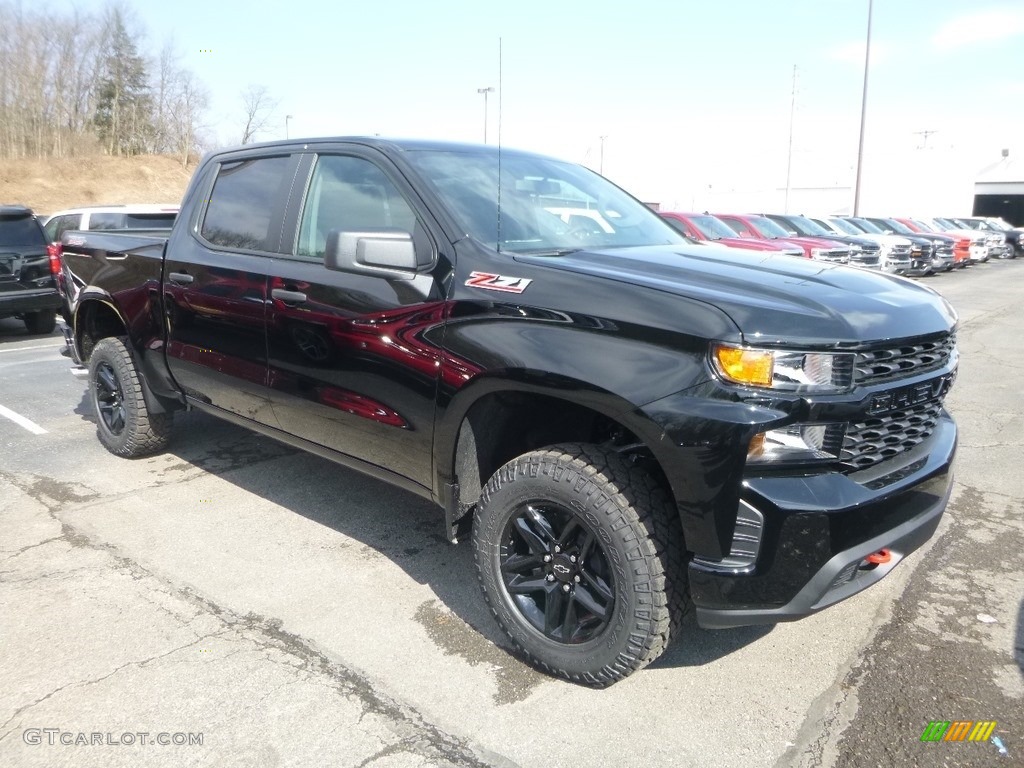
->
[264,152,448,488]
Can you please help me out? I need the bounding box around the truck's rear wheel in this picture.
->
[473,443,687,686]
[88,337,171,457]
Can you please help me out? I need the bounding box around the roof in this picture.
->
[0,205,34,216]
[975,156,1023,185]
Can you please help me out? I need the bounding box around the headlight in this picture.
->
[810,247,825,259]
[747,423,846,464]
[711,344,854,392]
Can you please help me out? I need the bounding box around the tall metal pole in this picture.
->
[599,135,607,174]
[853,0,873,215]
[285,115,293,140]
[477,87,494,143]
[784,65,797,213]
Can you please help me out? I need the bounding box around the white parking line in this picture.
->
[0,404,48,434]
[0,341,65,354]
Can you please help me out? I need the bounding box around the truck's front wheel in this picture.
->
[88,337,172,457]
[473,443,687,686]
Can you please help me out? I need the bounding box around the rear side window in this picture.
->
[124,213,176,229]
[90,212,125,230]
[202,156,292,251]
[0,215,46,246]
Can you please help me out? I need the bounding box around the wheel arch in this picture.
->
[435,374,683,542]
[75,295,181,416]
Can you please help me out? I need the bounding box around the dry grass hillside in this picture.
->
[0,154,194,217]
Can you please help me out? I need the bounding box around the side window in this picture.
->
[297,155,418,260]
[201,156,292,251]
[46,214,82,241]
[720,217,752,238]
[90,212,124,230]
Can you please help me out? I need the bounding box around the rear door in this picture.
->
[263,149,448,488]
[163,152,300,424]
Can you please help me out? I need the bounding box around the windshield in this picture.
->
[0,214,46,247]
[690,214,738,240]
[849,217,884,234]
[825,217,861,235]
[403,148,685,253]
[789,215,832,236]
[747,216,791,238]
[879,218,914,235]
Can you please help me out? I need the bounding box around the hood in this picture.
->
[514,245,957,347]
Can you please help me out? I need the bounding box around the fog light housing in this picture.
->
[747,423,846,464]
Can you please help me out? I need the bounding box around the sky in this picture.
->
[49,0,1024,215]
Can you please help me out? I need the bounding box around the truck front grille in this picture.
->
[854,333,956,386]
[840,401,943,470]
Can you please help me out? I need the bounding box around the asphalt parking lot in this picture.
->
[1,261,1021,768]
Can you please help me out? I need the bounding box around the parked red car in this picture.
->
[715,213,851,263]
[659,212,806,258]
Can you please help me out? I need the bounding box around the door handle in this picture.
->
[271,288,308,305]
[168,272,194,285]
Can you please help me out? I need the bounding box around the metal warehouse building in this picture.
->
[974,153,1024,226]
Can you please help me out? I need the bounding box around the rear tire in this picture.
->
[24,309,56,335]
[88,337,172,457]
[473,443,688,686]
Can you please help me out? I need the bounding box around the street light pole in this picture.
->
[853,0,873,215]
[477,87,494,143]
[285,114,293,140]
[599,135,607,174]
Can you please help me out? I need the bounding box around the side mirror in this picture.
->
[324,230,418,279]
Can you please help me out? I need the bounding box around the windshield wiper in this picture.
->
[514,247,583,257]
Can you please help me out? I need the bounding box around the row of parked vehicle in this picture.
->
[659,211,1022,277]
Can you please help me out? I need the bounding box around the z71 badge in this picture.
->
[464,271,533,294]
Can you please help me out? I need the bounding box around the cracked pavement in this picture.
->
[1,260,1022,768]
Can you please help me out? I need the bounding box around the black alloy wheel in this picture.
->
[500,502,615,644]
[474,443,688,686]
[94,360,127,436]
[87,336,172,457]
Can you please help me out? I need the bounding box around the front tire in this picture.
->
[88,337,172,457]
[473,443,687,686]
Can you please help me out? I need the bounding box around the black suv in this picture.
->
[0,205,61,334]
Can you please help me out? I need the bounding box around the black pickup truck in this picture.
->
[1,205,61,333]
[58,138,958,685]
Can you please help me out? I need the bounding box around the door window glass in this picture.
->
[297,155,417,259]
[202,156,292,251]
[90,212,124,230]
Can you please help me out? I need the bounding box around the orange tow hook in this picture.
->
[865,548,891,565]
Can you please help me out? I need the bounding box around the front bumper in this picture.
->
[693,414,955,629]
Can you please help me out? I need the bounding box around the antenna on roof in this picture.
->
[496,37,503,253]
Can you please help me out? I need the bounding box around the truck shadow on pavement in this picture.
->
[73,397,774,683]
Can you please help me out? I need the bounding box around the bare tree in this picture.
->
[171,71,209,167]
[239,85,278,144]
[0,1,207,162]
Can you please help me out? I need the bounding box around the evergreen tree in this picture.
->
[93,8,152,155]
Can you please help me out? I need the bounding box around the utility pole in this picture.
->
[599,135,607,174]
[285,114,293,140]
[477,87,494,143]
[853,0,873,215]
[913,129,938,149]
[784,65,798,214]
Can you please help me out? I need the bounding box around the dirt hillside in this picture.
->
[0,154,194,217]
